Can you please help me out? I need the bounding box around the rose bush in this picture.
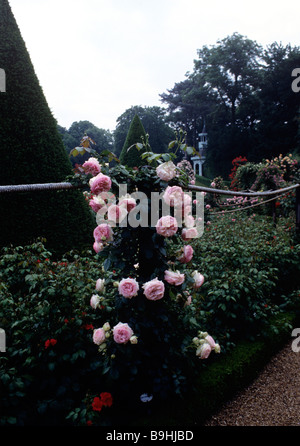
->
[2,130,298,426]
[0,210,299,426]
[69,132,220,419]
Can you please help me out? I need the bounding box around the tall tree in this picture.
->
[253,42,300,161]
[119,114,148,167]
[114,105,174,158]
[160,76,216,148]
[161,33,265,177]
[0,0,94,254]
[194,33,263,128]
[58,120,113,166]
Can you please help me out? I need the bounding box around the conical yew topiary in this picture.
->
[119,114,148,167]
[0,0,94,254]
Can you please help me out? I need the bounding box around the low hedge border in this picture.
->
[131,309,300,427]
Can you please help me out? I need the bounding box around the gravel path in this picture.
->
[204,340,300,426]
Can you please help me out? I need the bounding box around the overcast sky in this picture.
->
[8,0,300,132]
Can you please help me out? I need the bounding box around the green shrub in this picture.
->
[0,240,105,425]
[184,213,300,348]
[0,207,299,426]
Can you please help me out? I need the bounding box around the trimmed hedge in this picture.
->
[119,114,147,167]
[0,0,94,255]
[131,310,299,426]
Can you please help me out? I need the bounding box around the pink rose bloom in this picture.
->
[107,204,128,223]
[89,195,106,213]
[178,245,193,263]
[184,215,195,228]
[182,227,198,241]
[183,193,192,207]
[192,271,205,288]
[205,335,216,349]
[156,161,176,181]
[142,278,165,301]
[89,173,112,195]
[163,185,184,208]
[184,295,192,307]
[118,278,139,298]
[156,215,178,237]
[119,196,136,212]
[164,270,185,286]
[96,278,105,292]
[90,294,101,309]
[196,342,212,359]
[113,322,133,344]
[93,241,104,253]
[93,328,106,345]
[182,205,192,218]
[93,223,113,243]
[82,157,101,176]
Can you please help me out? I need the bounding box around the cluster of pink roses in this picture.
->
[82,157,134,253]
[155,184,199,241]
[110,269,204,305]
[83,155,219,360]
[192,331,221,359]
[117,276,165,301]
[93,223,114,253]
[92,193,138,252]
[93,321,137,348]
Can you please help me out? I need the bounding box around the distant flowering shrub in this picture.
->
[233,154,299,193]
[176,159,195,184]
[229,156,248,190]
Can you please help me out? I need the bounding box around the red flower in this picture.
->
[45,339,57,349]
[100,392,113,407]
[92,397,103,412]
[84,324,94,330]
[86,420,93,426]
[91,392,113,412]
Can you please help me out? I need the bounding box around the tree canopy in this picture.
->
[58,121,113,166]
[160,33,300,178]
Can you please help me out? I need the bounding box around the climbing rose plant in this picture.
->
[70,132,220,413]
